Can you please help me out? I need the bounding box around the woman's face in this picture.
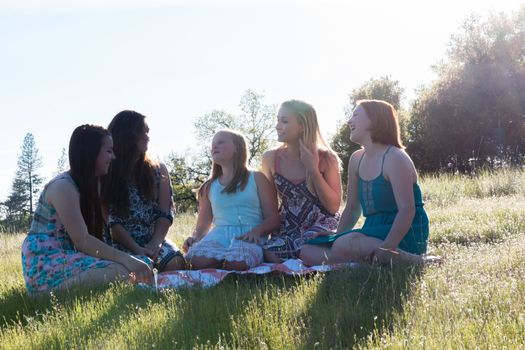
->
[211,131,236,164]
[275,106,303,143]
[137,122,150,154]
[95,136,115,176]
[348,105,371,145]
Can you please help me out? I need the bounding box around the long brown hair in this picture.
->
[101,110,158,217]
[68,124,110,239]
[357,99,404,148]
[280,100,341,194]
[198,129,250,200]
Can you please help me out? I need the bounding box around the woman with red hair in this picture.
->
[301,100,434,265]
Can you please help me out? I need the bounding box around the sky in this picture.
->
[1,0,522,201]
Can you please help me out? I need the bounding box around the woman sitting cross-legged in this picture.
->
[301,100,439,266]
[21,125,153,295]
[101,110,186,272]
[183,129,280,271]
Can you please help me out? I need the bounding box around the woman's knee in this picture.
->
[222,260,248,271]
[188,256,221,270]
[161,255,187,271]
[332,233,367,261]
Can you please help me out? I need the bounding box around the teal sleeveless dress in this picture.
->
[308,147,429,255]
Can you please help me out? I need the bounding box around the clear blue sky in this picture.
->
[1,0,521,201]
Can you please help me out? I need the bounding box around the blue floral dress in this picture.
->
[21,173,128,294]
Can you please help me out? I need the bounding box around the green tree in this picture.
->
[332,76,405,187]
[407,8,525,172]
[166,152,209,213]
[2,133,44,230]
[54,147,67,176]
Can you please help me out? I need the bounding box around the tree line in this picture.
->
[2,8,524,230]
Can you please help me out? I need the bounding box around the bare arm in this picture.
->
[145,163,173,257]
[336,150,363,233]
[46,179,152,281]
[110,224,148,255]
[261,150,276,182]
[309,151,343,215]
[380,150,417,249]
[238,172,280,243]
[182,183,213,252]
[299,142,342,215]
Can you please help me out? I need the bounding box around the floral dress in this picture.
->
[107,166,182,271]
[264,149,340,259]
[21,173,120,294]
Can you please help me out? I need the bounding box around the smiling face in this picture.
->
[348,105,372,145]
[95,135,115,176]
[211,131,236,165]
[275,106,303,143]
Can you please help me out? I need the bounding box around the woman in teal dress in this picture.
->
[301,99,433,265]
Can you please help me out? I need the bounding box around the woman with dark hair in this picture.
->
[101,110,185,272]
[301,100,436,265]
[21,125,153,294]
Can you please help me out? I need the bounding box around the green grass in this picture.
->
[1,169,525,349]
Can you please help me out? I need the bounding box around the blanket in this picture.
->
[154,259,359,290]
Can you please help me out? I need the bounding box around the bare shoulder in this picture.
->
[384,147,417,180]
[261,149,279,174]
[386,147,415,167]
[157,161,170,177]
[45,178,79,204]
[253,170,271,185]
[262,149,277,163]
[347,148,365,172]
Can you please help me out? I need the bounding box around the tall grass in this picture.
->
[1,169,525,349]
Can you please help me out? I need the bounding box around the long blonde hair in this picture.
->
[280,100,341,194]
[198,129,250,200]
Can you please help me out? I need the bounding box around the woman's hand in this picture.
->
[122,256,153,284]
[299,140,319,173]
[182,236,198,253]
[306,230,335,240]
[237,230,260,244]
[144,240,162,260]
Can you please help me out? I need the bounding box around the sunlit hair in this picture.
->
[68,124,110,239]
[357,99,405,148]
[101,110,158,218]
[198,129,250,200]
[280,99,341,194]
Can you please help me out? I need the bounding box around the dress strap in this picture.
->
[380,146,393,176]
[274,148,282,173]
[357,151,365,174]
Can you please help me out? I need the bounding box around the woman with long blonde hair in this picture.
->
[262,99,342,262]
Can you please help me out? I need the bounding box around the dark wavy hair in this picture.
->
[101,110,157,217]
[69,124,110,239]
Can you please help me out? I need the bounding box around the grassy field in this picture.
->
[1,169,525,349]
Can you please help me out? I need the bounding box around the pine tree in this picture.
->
[54,147,68,175]
[2,133,44,229]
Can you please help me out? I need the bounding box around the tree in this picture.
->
[193,90,277,166]
[332,76,405,187]
[407,8,525,172]
[54,147,68,175]
[169,90,277,213]
[2,133,44,230]
[166,152,209,213]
